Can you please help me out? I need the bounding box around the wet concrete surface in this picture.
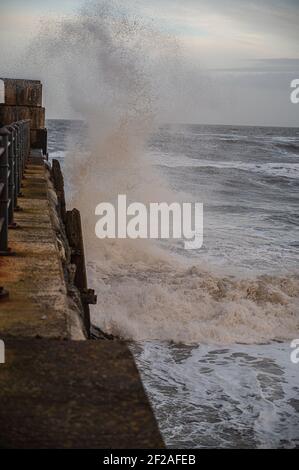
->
[0,156,70,339]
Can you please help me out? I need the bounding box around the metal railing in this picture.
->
[0,120,30,256]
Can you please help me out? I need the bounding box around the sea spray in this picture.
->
[25,0,299,344]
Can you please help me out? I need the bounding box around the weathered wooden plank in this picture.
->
[30,128,47,155]
[65,207,97,335]
[17,81,42,107]
[3,80,17,106]
[0,105,45,129]
[0,104,17,124]
[51,159,66,222]
[1,79,42,107]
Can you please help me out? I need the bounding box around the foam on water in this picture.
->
[149,151,299,179]
[89,252,299,344]
[131,341,299,448]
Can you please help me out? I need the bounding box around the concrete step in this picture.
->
[0,337,164,449]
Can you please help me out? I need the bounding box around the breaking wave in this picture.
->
[32,0,299,345]
[89,246,299,344]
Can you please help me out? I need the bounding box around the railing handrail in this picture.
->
[0,119,31,257]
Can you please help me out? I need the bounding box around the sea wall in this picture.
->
[46,158,97,339]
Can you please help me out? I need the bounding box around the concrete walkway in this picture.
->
[0,337,164,448]
[0,151,164,448]
[0,151,71,339]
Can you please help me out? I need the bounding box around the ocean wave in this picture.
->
[275,142,299,153]
[89,241,299,345]
[150,152,299,180]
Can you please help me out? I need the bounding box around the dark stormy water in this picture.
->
[47,120,299,448]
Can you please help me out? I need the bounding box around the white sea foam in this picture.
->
[89,250,299,344]
[132,341,299,448]
[150,151,299,178]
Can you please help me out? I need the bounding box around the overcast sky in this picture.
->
[0,0,299,126]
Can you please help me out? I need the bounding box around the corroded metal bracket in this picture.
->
[81,288,97,305]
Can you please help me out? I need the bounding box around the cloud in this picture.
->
[136,0,299,65]
[0,0,298,125]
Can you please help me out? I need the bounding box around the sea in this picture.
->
[47,120,299,448]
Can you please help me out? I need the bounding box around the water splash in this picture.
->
[28,1,299,344]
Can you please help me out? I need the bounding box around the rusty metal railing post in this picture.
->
[7,126,16,227]
[0,127,10,254]
[0,120,31,301]
[12,124,19,208]
[14,123,21,201]
[0,127,10,297]
[26,121,30,162]
[20,120,30,174]
[20,121,25,176]
[17,122,25,192]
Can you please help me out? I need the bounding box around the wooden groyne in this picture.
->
[0,78,47,155]
[0,79,164,449]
